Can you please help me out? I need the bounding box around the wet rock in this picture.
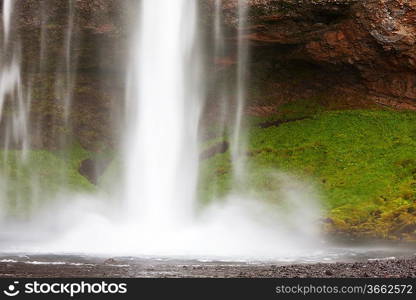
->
[0,1,127,151]
[200,141,229,160]
[79,157,111,185]
[393,223,416,235]
[104,258,117,264]
[258,117,310,128]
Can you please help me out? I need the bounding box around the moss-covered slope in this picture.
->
[200,103,416,241]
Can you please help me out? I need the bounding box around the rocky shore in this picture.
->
[0,256,415,278]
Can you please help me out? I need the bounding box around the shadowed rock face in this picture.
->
[210,0,416,108]
[0,0,128,151]
[79,156,112,185]
[14,0,128,73]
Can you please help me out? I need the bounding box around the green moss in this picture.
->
[0,143,95,217]
[199,151,232,205]
[199,108,416,239]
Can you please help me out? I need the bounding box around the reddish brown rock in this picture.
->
[211,0,416,106]
[2,0,416,150]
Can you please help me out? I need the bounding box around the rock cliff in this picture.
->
[1,0,127,150]
[211,0,416,111]
[2,0,416,149]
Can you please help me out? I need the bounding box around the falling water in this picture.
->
[230,0,249,179]
[0,0,325,261]
[106,0,322,258]
[2,0,11,41]
[0,0,28,152]
[0,0,81,220]
[56,0,77,122]
[124,0,201,229]
[0,0,31,218]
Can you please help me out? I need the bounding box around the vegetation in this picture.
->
[199,99,416,240]
[0,143,94,217]
[2,96,416,240]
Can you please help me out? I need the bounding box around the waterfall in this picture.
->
[124,0,201,229]
[0,0,28,152]
[0,0,80,220]
[57,0,77,122]
[107,0,321,258]
[230,0,249,179]
[2,0,11,41]
[0,0,31,217]
[0,0,323,260]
